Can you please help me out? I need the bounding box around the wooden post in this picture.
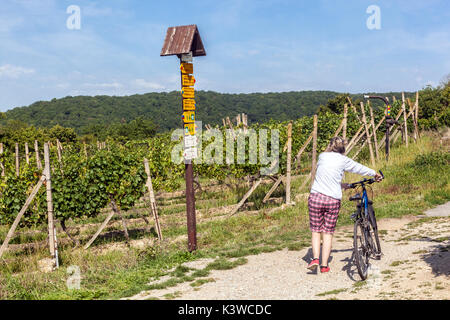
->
[84,211,116,249]
[402,92,408,147]
[25,142,30,165]
[415,91,420,139]
[35,140,42,170]
[83,141,88,158]
[286,121,292,205]
[110,197,129,242]
[15,143,19,176]
[295,132,313,169]
[144,158,163,241]
[0,143,4,177]
[263,176,284,203]
[0,175,46,259]
[345,124,365,156]
[229,178,262,216]
[360,102,375,167]
[311,115,318,182]
[347,97,362,124]
[343,104,348,140]
[352,115,386,160]
[368,102,379,160]
[44,143,58,268]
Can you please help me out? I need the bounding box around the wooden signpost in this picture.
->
[161,24,206,252]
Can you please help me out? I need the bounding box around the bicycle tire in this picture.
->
[368,204,382,255]
[354,219,370,280]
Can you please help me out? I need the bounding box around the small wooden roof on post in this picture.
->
[160,24,206,57]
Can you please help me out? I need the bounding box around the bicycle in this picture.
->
[346,170,384,280]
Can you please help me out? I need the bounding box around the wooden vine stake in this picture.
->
[44,143,59,268]
[0,143,4,177]
[286,121,293,205]
[0,175,46,259]
[25,142,30,165]
[229,178,262,216]
[402,92,408,147]
[360,102,376,167]
[343,104,348,140]
[35,140,42,170]
[414,91,420,140]
[15,143,19,176]
[144,158,163,242]
[368,102,380,160]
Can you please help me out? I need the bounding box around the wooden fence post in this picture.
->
[15,143,19,176]
[343,104,348,140]
[144,158,163,242]
[0,175,46,259]
[414,91,420,140]
[229,178,262,216]
[286,121,292,205]
[35,140,42,170]
[0,143,4,177]
[402,92,408,147]
[368,102,379,160]
[360,102,376,167]
[44,143,58,268]
[25,142,30,165]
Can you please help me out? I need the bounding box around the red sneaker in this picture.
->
[307,258,320,270]
[320,266,330,273]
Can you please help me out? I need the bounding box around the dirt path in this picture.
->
[127,204,450,300]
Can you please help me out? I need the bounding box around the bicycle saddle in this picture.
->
[349,193,362,201]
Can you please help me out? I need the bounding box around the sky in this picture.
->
[0,0,449,111]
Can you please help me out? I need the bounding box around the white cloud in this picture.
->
[133,79,165,90]
[0,64,35,78]
[83,82,123,89]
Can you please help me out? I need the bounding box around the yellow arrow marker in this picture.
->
[182,87,195,99]
[180,62,194,75]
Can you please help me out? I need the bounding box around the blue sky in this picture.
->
[0,0,449,111]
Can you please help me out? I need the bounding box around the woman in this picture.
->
[306,136,382,273]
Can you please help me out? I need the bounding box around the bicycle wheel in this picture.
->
[368,205,381,256]
[354,219,370,280]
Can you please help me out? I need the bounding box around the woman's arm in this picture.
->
[343,156,376,177]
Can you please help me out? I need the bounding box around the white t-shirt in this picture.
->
[310,152,376,200]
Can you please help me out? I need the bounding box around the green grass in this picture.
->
[0,131,448,300]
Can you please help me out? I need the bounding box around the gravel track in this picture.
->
[128,203,450,300]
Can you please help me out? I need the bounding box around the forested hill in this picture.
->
[2,90,409,133]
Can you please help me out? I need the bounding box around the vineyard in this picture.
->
[0,92,448,299]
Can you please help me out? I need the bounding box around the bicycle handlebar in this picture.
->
[348,170,384,189]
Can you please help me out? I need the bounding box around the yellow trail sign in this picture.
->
[183,99,196,110]
[184,123,196,136]
[182,111,195,123]
[182,75,196,86]
[180,63,194,74]
[182,87,195,99]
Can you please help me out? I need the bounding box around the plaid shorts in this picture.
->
[308,192,341,234]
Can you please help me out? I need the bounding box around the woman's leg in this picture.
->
[321,232,333,266]
[311,232,321,259]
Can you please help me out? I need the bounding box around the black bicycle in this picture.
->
[347,170,384,280]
